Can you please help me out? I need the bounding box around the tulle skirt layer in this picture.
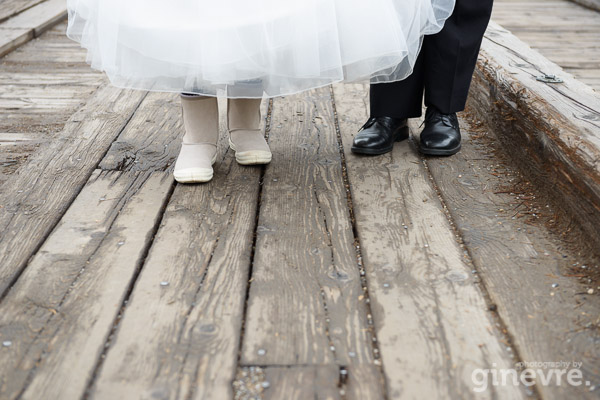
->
[67,0,456,98]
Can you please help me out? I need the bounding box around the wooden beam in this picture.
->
[469,21,600,253]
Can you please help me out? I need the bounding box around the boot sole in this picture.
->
[229,138,272,165]
[351,126,409,156]
[173,154,217,183]
[419,143,462,156]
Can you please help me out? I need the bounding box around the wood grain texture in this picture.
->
[0,0,66,57]
[567,0,600,12]
[262,366,341,400]
[0,88,189,400]
[89,110,261,400]
[469,21,600,259]
[0,27,31,57]
[345,365,385,400]
[333,83,525,400]
[0,22,104,188]
[241,89,376,369]
[420,117,600,400]
[0,0,45,23]
[1,0,66,34]
[0,85,146,296]
[99,92,183,173]
[0,170,173,400]
[494,0,600,90]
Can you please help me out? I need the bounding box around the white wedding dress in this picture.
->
[67,0,456,98]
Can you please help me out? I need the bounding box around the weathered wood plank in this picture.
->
[0,21,104,188]
[345,365,385,400]
[420,117,600,399]
[333,83,525,399]
[0,72,104,86]
[0,132,37,145]
[470,21,600,259]
[566,0,600,11]
[2,0,66,36]
[2,41,94,66]
[88,104,262,400]
[241,89,376,371]
[0,85,95,99]
[0,27,31,57]
[0,85,146,296]
[0,0,45,23]
[0,0,66,57]
[0,170,173,400]
[494,0,600,90]
[99,92,183,172]
[0,84,186,400]
[262,366,341,400]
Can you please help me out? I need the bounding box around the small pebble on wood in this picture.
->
[2,341,12,347]
[160,281,169,287]
[551,283,559,288]
[257,349,266,356]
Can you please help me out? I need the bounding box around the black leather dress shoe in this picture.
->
[419,107,461,156]
[351,116,409,155]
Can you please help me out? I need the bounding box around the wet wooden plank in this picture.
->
[0,85,146,295]
[420,117,600,400]
[0,170,173,400]
[89,103,262,400]
[240,89,376,370]
[333,83,525,399]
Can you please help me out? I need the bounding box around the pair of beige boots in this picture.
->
[174,95,272,183]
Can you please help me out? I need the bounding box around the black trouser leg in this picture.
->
[370,0,494,118]
[370,50,426,119]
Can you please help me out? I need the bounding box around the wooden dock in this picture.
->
[0,1,599,399]
[493,0,600,90]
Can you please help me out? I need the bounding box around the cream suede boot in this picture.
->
[227,98,272,165]
[173,95,219,183]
